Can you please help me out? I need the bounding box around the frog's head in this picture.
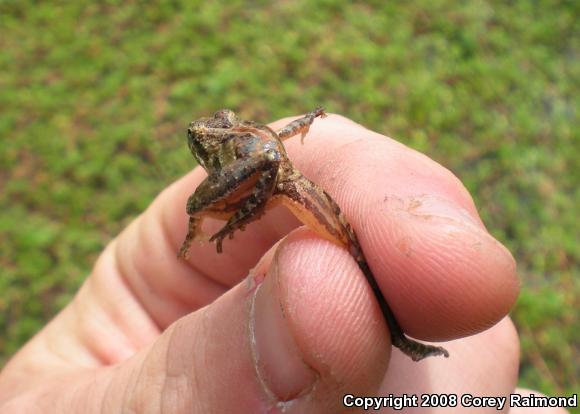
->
[187,109,240,171]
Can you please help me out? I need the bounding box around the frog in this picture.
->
[178,107,449,361]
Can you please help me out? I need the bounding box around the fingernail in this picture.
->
[250,260,317,402]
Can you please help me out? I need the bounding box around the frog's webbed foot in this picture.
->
[277,106,326,143]
[392,336,449,361]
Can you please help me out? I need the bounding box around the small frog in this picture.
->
[178,107,449,361]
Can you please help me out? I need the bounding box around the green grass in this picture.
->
[1,0,578,404]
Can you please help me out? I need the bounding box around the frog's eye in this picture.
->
[214,109,231,119]
[213,109,238,126]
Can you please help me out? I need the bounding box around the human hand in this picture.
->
[0,114,562,413]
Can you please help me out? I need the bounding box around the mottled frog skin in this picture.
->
[178,107,449,361]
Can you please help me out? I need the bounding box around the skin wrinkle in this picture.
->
[162,322,192,414]
[0,335,80,403]
[122,358,147,414]
[87,370,110,414]
[158,201,219,287]
[120,353,149,414]
[48,300,103,368]
[98,362,118,413]
[161,374,192,413]
[150,207,229,312]
[190,308,216,413]
[134,213,204,314]
[99,364,126,414]
[111,238,168,333]
[78,292,136,365]
[131,341,166,414]
[191,315,211,413]
[60,370,104,414]
[12,310,73,376]
[86,252,160,361]
[117,217,212,328]
[65,294,118,367]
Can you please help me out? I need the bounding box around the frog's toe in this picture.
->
[209,230,230,253]
[209,229,224,242]
[215,239,223,254]
[209,234,224,253]
[177,244,190,260]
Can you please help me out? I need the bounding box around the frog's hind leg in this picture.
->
[277,173,449,361]
[209,157,280,253]
[178,154,279,258]
[277,106,326,143]
[178,216,205,259]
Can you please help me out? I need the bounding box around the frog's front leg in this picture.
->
[276,173,449,361]
[277,106,326,143]
[178,151,280,259]
[209,150,281,253]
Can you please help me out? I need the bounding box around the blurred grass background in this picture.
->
[0,0,578,403]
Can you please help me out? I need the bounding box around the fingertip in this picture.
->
[365,194,519,340]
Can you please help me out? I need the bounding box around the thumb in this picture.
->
[101,228,389,413]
